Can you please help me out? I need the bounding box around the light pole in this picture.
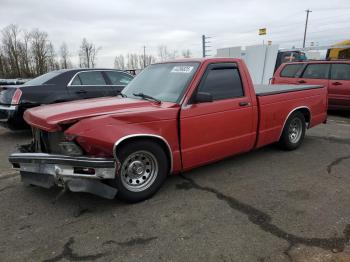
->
[303,9,312,48]
[143,45,146,68]
[202,35,212,57]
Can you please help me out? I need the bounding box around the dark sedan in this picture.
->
[0,68,133,130]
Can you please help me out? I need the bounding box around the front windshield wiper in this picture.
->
[133,92,161,104]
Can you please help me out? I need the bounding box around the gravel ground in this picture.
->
[0,111,350,262]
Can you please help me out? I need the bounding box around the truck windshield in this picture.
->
[122,62,199,103]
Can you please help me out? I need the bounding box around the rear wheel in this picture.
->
[114,140,168,203]
[278,111,306,150]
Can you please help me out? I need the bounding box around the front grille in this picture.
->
[32,128,43,152]
[32,128,65,154]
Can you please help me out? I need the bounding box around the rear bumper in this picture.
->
[0,105,16,122]
[0,104,27,130]
[9,153,118,199]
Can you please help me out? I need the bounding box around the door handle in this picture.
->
[75,90,87,94]
[239,101,250,107]
[298,80,306,84]
[332,82,342,86]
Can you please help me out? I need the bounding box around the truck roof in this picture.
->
[155,57,242,64]
[282,59,350,66]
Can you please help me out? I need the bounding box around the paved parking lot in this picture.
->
[1,112,350,262]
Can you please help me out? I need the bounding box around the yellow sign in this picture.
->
[259,28,267,35]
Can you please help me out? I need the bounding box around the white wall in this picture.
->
[216,44,279,84]
[262,45,279,84]
[217,46,242,58]
[244,45,267,84]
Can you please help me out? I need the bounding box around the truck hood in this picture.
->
[24,96,176,132]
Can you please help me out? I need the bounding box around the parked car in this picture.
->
[9,58,327,202]
[272,60,350,110]
[0,68,133,129]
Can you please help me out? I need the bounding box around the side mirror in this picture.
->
[194,92,213,103]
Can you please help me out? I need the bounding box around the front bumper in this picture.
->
[9,153,118,199]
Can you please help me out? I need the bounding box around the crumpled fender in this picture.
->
[64,114,182,172]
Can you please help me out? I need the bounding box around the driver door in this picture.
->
[180,63,256,170]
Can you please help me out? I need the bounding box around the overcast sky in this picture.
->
[0,0,349,67]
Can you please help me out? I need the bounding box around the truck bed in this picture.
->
[254,84,323,96]
[253,83,327,149]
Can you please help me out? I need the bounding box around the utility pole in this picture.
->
[202,35,212,57]
[303,9,312,48]
[143,45,146,68]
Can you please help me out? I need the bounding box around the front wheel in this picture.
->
[278,111,306,150]
[113,140,168,203]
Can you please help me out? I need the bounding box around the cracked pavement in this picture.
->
[0,111,350,262]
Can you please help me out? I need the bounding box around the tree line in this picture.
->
[0,24,101,79]
[0,24,193,79]
[114,46,192,70]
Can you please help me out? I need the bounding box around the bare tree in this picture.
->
[157,45,169,62]
[114,54,125,70]
[182,49,192,58]
[79,38,100,68]
[59,42,71,69]
[47,42,59,71]
[138,54,156,69]
[0,49,8,77]
[1,24,22,77]
[18,30,33,77]
[157,45,178,61]
[126,53,139,69]
[30,28,51,75]
[0,24,62,78]
[169,49,178,60]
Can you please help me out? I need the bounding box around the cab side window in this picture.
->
[301,64,330,79]
[331,64,350,81]
[198,68,244,101]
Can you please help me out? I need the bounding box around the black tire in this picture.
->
[278,111,306,150]
[113,140,168,203]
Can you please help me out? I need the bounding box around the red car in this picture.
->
[272,60,350,110]
[9,58,328,202]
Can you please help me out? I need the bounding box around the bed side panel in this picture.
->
[256,87,327,148]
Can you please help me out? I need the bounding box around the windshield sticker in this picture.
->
[171,66,194,73]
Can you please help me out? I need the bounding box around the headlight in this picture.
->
[59,142,83,156]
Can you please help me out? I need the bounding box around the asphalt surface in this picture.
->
[0,112,350,262]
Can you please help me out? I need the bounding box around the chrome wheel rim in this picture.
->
[120,150,158,192]
[288,118,302,143]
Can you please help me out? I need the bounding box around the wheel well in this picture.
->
[296,108,311,128]
[114,136,173,173]
[279,107,311,140]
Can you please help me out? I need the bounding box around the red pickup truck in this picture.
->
[9,58,328,202]
[272,60,350,110]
